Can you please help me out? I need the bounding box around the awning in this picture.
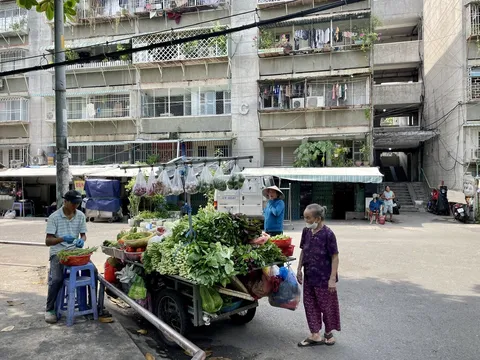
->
[262,9,371,28]
[241,167,384,184]
[374,129,437,149]
[0,165,126,178]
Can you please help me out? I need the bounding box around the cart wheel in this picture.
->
[229,307,256,325]
[90,217,95,222]
[155,289,190,347]
[108,218,114,223]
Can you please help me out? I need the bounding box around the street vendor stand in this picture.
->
[100,156,299,345]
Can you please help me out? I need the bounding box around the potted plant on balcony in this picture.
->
[208,24,228,57]
[352,16,382,53]
[255,29,284,58]
[182,40,199,58]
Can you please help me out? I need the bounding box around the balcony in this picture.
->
[77,0,135,21]
[132,27,228,67]
[0,98,29,125]
[373,82,422,106]
[0,49,27,73]
[45,94,133,123]
[0,8,28,36]
[373,41,422,69]
[469,148,480,162]
[66,60,131,72]
[133,0,226,15]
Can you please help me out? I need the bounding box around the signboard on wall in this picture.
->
[74,180,85,195]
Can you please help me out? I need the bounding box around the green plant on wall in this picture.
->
[65,49,79,61]
[364,108,371,120]
[182,40,199,57]
[294,141,335,167]
[116,43,130,61]
[353,16,382,53]
[331,145,351,167]
[359,142,371,163]
[10,18,27,32]
[255,29,276,50]
[209,23,227,55]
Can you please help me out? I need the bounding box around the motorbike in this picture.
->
[453,203,468,223]
[427,189,439,214]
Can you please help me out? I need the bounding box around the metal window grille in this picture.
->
[0,49,26,72]
[471,4,480,37]
[0,7,28,33]
[70,146,88,165]
[78,0,134,19]
[132,27,227,64]
[132,142,177,163]
[133,0,226,12]
[8,148,24,163]
[92,145,130,164]
[471,74,480,100]
[214,144,230,157]
[182,141,230,157]
[142,88,231,117]
[0,98,29,122]
[197,145,207,157]
[66,94,131,120]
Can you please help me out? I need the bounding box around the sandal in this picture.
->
[298,338,325,347]
[324,332,336,346]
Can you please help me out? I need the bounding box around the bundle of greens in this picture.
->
[57,247,98,263]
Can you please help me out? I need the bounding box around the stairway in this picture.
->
[380,182,418,212]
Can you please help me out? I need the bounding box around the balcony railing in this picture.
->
[132,27,228,66]
[77,0,135,19]
[0,8,28,35]
[0,98,29,123]
[66,60,131,71]
[133,0,225,13]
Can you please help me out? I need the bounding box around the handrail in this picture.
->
[420,168,432,189]
[99,276,206,360]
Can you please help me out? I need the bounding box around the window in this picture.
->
[70,146,87,165]
[470,68,480,100]
[0,50,26,72]
[142,87,231,117]
[0,98,28,122]
[197,145,207,157]
[214,145,229,157]
[8,148,24,166]
[132,142,177,163]
[478,132,480,149]
[66,94,130,120]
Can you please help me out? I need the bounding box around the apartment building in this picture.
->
[0,0,426,175]
[422,0,480,189]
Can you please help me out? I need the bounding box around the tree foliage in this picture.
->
[293,141,335,167]
[17,0,79,22]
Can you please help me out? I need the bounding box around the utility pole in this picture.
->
[54,0,69,205]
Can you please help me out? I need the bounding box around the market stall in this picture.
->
[99,157,300,344]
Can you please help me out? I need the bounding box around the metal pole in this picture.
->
[0,240,46,246]
[54,0,70,206]
[98,276,206,360]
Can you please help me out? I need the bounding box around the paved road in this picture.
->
[0,214,479,360]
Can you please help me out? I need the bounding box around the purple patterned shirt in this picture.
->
[300,225,339,289]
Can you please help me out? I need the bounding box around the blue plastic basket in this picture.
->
[220,300,243,313]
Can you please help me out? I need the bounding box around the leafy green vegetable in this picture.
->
[57,247,98,262]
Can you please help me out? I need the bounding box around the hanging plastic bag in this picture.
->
[159,169,173,196]
[227,164,246,190]
[213,166,227,191]
[153,169,165,195]
[128,274,147,300]
[184,166,199,194]
[197,165,214,193]
[268,266,301,311]
[133,170,147,197]
[146,168,157,196]
[171,168,184,196]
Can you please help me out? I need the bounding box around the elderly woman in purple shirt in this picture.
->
[297,203,340,347]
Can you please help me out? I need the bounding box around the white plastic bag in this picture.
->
[197,165,214,193]
[159,169,173,196]
[146,168,157,196]
[227,164,246,190]
[3,210,15,219]
[133,170,147,197]
[213,166,227,191]
[184,167,199,194]
[171,168,184,196]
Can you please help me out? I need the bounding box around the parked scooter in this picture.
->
[453,203,468,223]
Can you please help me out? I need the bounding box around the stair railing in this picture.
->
[420,168,432,189]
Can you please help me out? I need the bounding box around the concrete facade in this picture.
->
[0,0,425,171]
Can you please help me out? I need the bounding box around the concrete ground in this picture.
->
[0,213,479,360]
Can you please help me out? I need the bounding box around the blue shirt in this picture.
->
[369,200,380,212]
[46,207,87,257]
[264,199,285,232]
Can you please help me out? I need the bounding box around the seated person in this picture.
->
[369,194,381,224]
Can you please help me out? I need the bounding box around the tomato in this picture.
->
[125,246,135,253]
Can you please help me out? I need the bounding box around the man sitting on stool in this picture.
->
[369,194,381,224]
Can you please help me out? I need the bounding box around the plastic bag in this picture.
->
[227,164,246,190]
[197,165,214,193]
[146,168,157,196]
[133,170,147,197]
[213,166,227,191]
[171,168,184,196]
[246,272,273,299]
[128,274,147,300]
[159,169,173,196]
[184,167,199,194]
[200,285,224,313]
[3,209,15,219]
[268,267,301,311]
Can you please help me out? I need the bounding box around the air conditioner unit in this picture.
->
[46,111,54,120]
[291,98,305,109]
[306,96,325,108]
[32,156,45,166]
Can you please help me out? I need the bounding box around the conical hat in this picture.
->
[262,186,285,200]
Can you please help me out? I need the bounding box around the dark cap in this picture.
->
[63,190,82,204]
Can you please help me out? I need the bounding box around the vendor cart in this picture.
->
[84,179,123,223]
[102,246,294,346]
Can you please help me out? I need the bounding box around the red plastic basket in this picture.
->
[272,237,292,248]
[282,245,295,257]
[59,254,92,266]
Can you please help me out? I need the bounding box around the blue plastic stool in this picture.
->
[56,263,98,326]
